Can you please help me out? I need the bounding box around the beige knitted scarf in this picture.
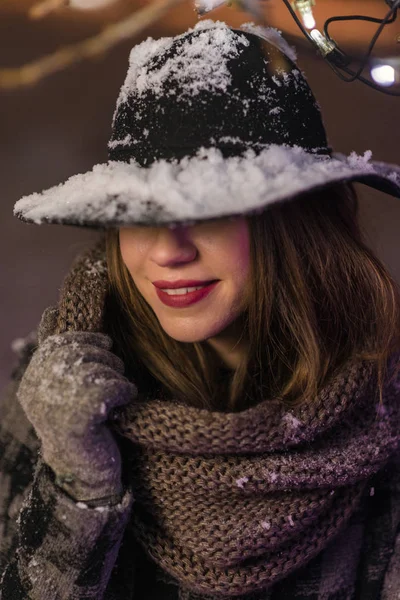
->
[49,238,400,598]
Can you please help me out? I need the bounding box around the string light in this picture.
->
[370,57,400,87]
[371,64,395,86]
[282,0,400,96]
[309,29,336,56]
[194,0,400,95]
[291,0,316,30]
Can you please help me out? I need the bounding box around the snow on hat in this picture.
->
[13,20,400,230]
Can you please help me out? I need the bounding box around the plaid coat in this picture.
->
[1,306,400,600]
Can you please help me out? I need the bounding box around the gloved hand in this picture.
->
[16,330,138,504]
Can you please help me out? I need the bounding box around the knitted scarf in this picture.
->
[49,238,400,599]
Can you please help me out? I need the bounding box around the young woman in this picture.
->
[1,20,400,600]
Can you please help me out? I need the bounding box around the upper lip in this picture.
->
[152,279,218,289]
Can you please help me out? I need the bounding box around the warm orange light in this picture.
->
[69,0,118,9]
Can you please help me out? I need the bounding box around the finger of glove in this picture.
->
[38,331,114,356]
[26,340,126,381]
[80,373,138,426]
[17,345,126,415]
[17,346,137,431]
[39,374,137,440]
[19,361,137,433]
[55,344,126,376]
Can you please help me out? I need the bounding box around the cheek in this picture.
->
[119,232,147,274]
[232,222,251,279]
[119,239,134,273]
[233,227,252,307]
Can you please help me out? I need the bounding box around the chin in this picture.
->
[161,330,212,344]
[157,321,225,344]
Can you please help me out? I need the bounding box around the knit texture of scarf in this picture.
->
[48,238,400,599]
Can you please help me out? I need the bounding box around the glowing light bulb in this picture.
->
[302,11,316,29]
[310,29,336,56]
[292,0,316,30]
[68,0,117,9]
[370,64,396,87]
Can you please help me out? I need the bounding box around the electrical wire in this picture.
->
[323,5,398,82]
[281,0,400,95]
[324,12,397,36]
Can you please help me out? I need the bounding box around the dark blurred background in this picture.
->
[1,0,399,393]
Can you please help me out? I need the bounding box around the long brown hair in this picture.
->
[103,182,400,412]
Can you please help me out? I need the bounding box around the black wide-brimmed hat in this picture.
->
[13,20,400,229]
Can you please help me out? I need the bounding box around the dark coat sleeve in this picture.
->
[0,314,135,600]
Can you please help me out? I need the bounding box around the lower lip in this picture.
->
[155,281,219,308]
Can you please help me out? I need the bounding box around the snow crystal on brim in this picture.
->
[14,144,399,228]
[388,171,400,184]
[348,150,374,171]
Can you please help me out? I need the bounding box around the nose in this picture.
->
[149,226,198,267]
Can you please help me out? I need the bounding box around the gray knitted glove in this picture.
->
[16,330,138,504]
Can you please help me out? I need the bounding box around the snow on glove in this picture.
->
[16,330,138,504]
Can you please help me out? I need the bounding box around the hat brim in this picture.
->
[13,146,400,230]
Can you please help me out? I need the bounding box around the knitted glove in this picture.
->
[16,330,138,504]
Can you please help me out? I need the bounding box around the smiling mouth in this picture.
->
[155,281,219,307]
[160,284,210,295]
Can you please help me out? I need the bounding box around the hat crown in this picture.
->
[108,21,330,165]
[13,22,400,229]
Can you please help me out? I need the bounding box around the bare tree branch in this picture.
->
[29,0,68,20]
[0,0,185,89]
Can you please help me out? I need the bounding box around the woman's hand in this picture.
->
[17,331,138,503]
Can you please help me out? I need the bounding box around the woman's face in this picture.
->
[119,217,251,346]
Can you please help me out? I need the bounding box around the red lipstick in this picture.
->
[152,280,216,289]
[153,280,219,308]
